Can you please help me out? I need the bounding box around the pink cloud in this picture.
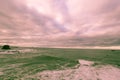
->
[0,0,120,47]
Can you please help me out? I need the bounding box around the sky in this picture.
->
[0,0,120,48]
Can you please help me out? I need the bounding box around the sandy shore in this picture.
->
[36,60,120,80]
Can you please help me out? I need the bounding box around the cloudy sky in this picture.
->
[0,0,120,48]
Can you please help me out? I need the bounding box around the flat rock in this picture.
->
[79,59,94,66]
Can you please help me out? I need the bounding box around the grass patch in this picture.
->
[0,47,120,79]
[0,53,78,79]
